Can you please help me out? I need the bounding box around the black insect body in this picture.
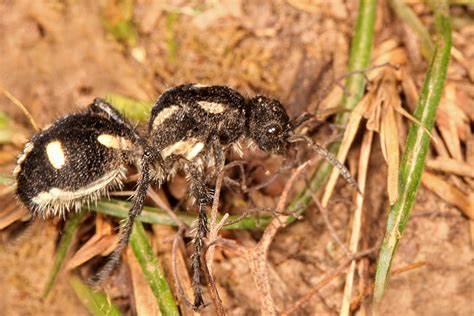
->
[14,85,358,311]
[91,84,359,310]
[15,99,142,218]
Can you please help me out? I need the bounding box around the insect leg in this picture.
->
[89,98,143,143]
[187,164,214,310]
[88,146,164,286]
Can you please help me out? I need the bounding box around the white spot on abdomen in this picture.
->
[46,141,66,169]
[197,101,226,114]
[98,134,134,150]
[152,105,180,129]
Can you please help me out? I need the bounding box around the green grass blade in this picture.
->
[0,172,15,186]
[43,210,85,298]
[0,112,14,144]
[288,0,377,216]
[104,94,153,122]
[373,0,452,303]
[69,276,122,316]
[130,221,180,315]
[90,199,271,230]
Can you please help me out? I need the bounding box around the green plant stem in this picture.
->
[90,200,271,230]
[70,276,122,316]
[288,0,377,217]
[373,0,452,303]
[130,221,179,315]
[43,210,84,298]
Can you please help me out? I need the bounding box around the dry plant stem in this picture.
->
[1,87,40,131]
[172,226,195,310]
[148,188,187,228]
[206,168,225,276]
[308,187,350,254]
[246,157,320,316]
[339,130,373,316]
[281,247,378,316]
[202,244,226,316]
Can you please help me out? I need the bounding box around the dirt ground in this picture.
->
[0,1,473,315]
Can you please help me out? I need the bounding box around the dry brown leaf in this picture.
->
[381,106,400,204]
[470,220,474,248]
[426,157,474,178]
[467,132,474,165]
[422,172,474,220]
[437,84,468,160]
[0,203,28,229]
[400,67,419,111]
[321,90,371,207]
[66,233,118,270]
[127,247,162,316]
[451,46,474,82]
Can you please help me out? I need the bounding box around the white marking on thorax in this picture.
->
[197,101,226,114]
[152,105,180,129]
[97,134,134,150]
[162,138,205,160]
[14,142,34,176]
[46,141,66,169]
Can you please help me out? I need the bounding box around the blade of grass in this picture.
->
[0,112,14,144]
[287,0,377,216]
[0,173,15,186]
[69,275,122,316]
[130,221,180,315]
[104,94,153,122]
[90,199,272,230]
[43,210,85,298]
[373,0,452,303]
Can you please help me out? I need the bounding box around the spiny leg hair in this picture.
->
[88,146,164,286]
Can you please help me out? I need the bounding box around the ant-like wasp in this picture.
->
[15,84,358,310]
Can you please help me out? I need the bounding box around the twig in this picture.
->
[307,182,351,254]
[202,241,226,316]
[148,188,187,228]
[339,130,372,316]
[281,247,378,316]
[206,167,225,276]
[246,157,321,315]
[171,226,194,309]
